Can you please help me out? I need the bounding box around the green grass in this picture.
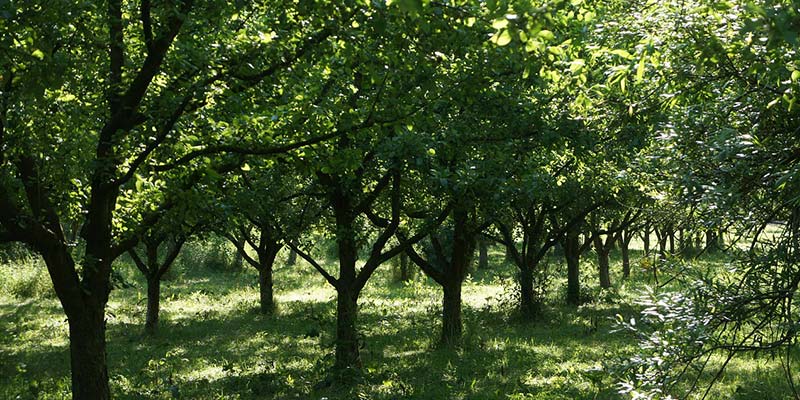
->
[0,244,796,399]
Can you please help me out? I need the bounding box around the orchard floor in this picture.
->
[0,247,796,399]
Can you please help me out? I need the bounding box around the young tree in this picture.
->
[221,163,319,314]
[128,229,191,335]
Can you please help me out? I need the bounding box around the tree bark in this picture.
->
[597,248,611,289]
[333,195,362,370]
[565,230,581,305]
[398,252,412,282]
[145,276,160,335]
[334,288,360,369]
[657,231,668,262]
[286,246,297,266]
[478,237,489,270]
[258,267,274,314]
[668,228,675,254]
[519,264,538,318]
[621,237,631,279]
[593,234,612,289]
[257,244,279,314]
[68,310,110,400]
[642,226,651,256]
[441,278,462,346]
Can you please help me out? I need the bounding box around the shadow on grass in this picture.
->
[0,249,792,400]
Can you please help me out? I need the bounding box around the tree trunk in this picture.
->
[256,245,279,314]
[658,234,667,262]
[705,230,717,251]
[642,227,651,256]
[258,267,274,314]
[286,246,297,266]
[334,288,360,369]
[598,249,611,289]
[398,252,412,282]
[565,231,581,305]
[519,264,538,318]
[68,310,110,400]
[441,278,462,346]
[145,276,160,335]
[621,238,631,279]
[593,234,612,289]
[478,237,489,270]
[333,199,361,370]
[668,229,675,254]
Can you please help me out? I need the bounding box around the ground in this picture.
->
[0,241,796,399]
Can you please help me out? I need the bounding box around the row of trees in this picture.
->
[1,0,795,399]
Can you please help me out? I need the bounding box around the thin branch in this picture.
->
[286,241,339,289]
[157,236,186,278]
[127,248,150,276]
[153,130,341,172]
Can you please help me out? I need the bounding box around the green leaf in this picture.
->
[494,30,512,46]
[792,70,800,82]
[393,0,422,14]
[492,18,509,30]
[569,59,585,73]
[610,49,633,60]
[31,49,44,60]
[635,57,646,83]
[538,30,555,41]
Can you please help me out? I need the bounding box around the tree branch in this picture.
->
[286,241,339,289]
[127,248,150,276]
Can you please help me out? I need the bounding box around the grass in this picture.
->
[0,241,797,399]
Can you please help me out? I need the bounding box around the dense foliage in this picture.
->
[1,0,799,399]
